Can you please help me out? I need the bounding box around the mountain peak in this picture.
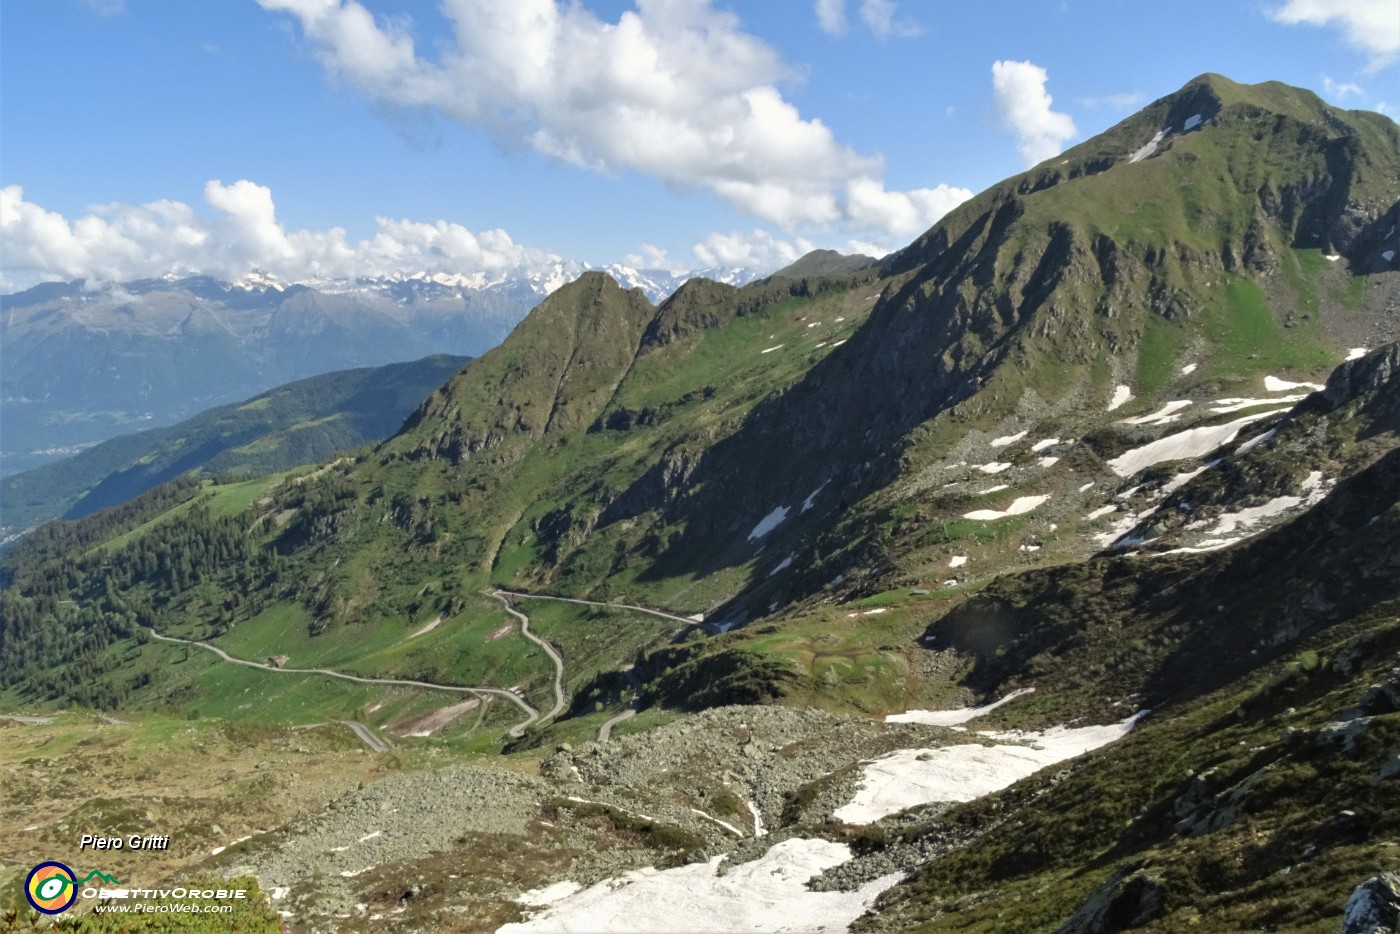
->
[768,250,878,280]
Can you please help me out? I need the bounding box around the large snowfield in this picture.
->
[502,695,1142,933]
[499,839,902,933]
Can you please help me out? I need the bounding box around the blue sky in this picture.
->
[2,0,1395,287]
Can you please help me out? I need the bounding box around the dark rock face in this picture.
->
[1056,869,1165,934]
[1343,872,1400,934]
[1322,342,1400,410]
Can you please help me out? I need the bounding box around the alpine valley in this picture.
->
[3,75,1400,933]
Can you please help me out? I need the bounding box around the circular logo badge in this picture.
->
[26,861,78,914]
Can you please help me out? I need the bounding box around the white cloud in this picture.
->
[1272,0,1400,69]
[814,0,846,36]
[1321,75,1364,99]
[1077,91,1146,111]
[691,229,816,271]
[0,183,562,290]
[991,60,1077,168]
[814,0,918,39]
[845,177,972,240]
[258,0,946,237]
[857,0,920,39]
[842,238,891,259]
[623,243,686,273]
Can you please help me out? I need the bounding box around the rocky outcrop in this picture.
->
[1344,872,1400,934]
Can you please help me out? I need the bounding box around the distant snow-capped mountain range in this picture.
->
[227,261,761,304]
[0,262,762,475]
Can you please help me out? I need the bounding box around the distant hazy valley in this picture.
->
[0,262,761,477]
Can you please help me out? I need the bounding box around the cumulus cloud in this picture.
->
[1321,75,1364,99]
[691,229,816,270]
[623,243,686,273]
[0,182,562,290]
[1272,0,1400,69]
[814,0,846,36]
[845,178,971,240]
[857,0,920,39]
[259,0,946,236]
[814,0,918,39]
[991,60,1077,168]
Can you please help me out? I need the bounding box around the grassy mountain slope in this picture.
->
[625,74,1397,616]
[3,76,1397,724]
[0,354,468,538]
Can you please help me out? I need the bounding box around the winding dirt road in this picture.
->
[492,589,705,631]
[493,589,708,741]
[597,666,645,743]
[147,628,542,738]
[488,590,568,725]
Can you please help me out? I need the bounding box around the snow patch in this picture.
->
[517,881,584,908]
[1119,400,1192,426]
[835,715,1143,824]
[1107,410,1280,477]
[1180,363,1197,375]
[1107,385,1134,411]
[769,555,794,577]
[990,430,1028,448]
[1095,507,1156,547]
[1078,482,1095,493]
[1156,537,1246,556]
[801,482,828,513]
[1038,456,1060,468]
[1264,375,1323,392]
[1211,396,1303,414]
[887,688,1036,726]
[1210,472,1329,536]
[1234,429,1277,455]
[748,506,790,541]
[1383,250,1395,263]
[1162,465,1210,495]
[760,344,783,354]
[688,808,745,837]
[1346,347,1369,361]
[963,495,1050,521]
[1086,505,1118,521]
[746,799,767,837]
[498,838,900,934]
[1030,438,1060,452]
[976,462,1012,474]
[979,484,1010,495]
[1325,253,1342,262]
[1183,113,1202,130]
[410,614,443,638]
[1128,129,1166,163]
[948,555,968,568]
